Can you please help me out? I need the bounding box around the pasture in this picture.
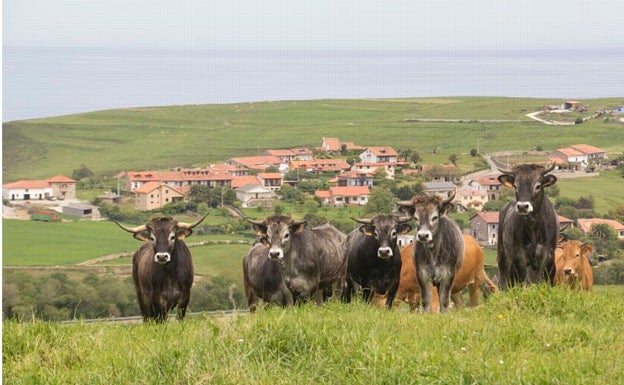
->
[3,97,623,182]
[4,285,624,385]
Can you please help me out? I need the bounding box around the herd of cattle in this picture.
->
[113,163,595,322]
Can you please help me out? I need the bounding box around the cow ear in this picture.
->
[259,237,270,247]
[397,224,412,235]
[581,244,593,256]
[439,201,454,216]
[498,174,515,188]
[291,222,307,234]
[396,204,414,217]
[177,228,192,240]
[542,174,557,187]
[133,231,150,242]
[252,223,268,237]
[358,225,375,237]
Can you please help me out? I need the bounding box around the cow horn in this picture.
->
[112,220,147,235]
[177,213,209,230]
[444,190,456,203]
[291,219,307,227]
[350,217,372,225]
[395,200,413,208]
[541,163,556,175]
[497,167,514,175]
[397,216,412,224]
[246,218,266,226]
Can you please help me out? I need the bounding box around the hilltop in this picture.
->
[3,97,623,182]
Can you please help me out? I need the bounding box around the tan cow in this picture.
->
[377,235,497,311]
[554,240,594,291]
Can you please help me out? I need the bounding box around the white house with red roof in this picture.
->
[314,186,370,207]
[3,175,76,201]
[551,144,607,170]
[359,147,398,164]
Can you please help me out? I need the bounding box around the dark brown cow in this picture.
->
[497,163,559,289]
[113,214,207,322]
[396,192,464,312]
[342,215,411,308]
[554,240,594,291]
[248,215,347,303]
[243,241,293,312]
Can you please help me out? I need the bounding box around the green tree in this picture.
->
[365,187,396,215]
[188,184,211,203]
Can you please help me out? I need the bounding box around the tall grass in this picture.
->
[4,285,624,384]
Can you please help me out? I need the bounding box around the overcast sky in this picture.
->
[4,0,623,50]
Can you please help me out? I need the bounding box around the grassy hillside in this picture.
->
[3,97,623,181]
[4,285,624,385]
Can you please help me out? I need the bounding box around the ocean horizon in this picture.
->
[3,46,623,122]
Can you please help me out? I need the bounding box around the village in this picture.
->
[3,136,624,248]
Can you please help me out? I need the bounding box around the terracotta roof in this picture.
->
[322,137,341,152]
[231,175,261,189]
[471,211,499,223]
[266,149,295,157]
[475,175,502,186]
[229,156,282,169]
[134,181,162,194]
[365,146,398,157]
[314,190,332,199]
[46,175,76,183]
[3,180,51,189]
[329,186,370,197]
[257,173,283,179]
[577,218,624,233]
[570,144,605,155]
[557,147,583,157]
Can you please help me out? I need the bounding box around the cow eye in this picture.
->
[169,232,176,241]
[431,215,439,222]
[391,229,397,238]
[283,232,290,240]
[150,233,156,242]
[535,183,542,190]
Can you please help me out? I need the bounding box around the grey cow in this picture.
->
[396,192,464,312]
[497,163,559,290]
[248,215,347,303]
[243,240,293,312]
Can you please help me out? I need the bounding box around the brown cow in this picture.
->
[554,240,594,291]
[113,214,207,322]
[381,235,497,311]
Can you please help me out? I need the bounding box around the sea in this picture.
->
[2,47,623,122]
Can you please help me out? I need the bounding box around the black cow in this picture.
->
[243,240,293,312]
[497,163,559,290]
[248,215,347,303]
[342,215,412,309]
[113,214,207,322]
[396,192,464,312]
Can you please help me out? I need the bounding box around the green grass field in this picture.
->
[3,97,623,182]
[4,285,624,385]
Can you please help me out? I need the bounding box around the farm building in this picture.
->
[62,203,94,218]
[2,175,76,201]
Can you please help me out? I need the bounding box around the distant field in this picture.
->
[3,97,623,181]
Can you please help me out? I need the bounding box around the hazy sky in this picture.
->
[4,0,623,50]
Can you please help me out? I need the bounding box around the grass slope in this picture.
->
[3,97,623,181]
[4,285,624,385]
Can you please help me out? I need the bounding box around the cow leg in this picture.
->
[384,279,400,310]
[451,291,464,308]
[497,252,511,291]
[468,282,481,307]
[362,287,374,303]
[416,269,432,313]
[177,292,190,320]
[341,277,354,303]
[245,284,257,313]
[437,279,453,313]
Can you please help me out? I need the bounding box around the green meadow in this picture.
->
[3,97,624,182]
[4,285,624,385]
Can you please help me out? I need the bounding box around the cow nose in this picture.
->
[516,202,533,214]
[564,268,573,275]
[417,231,432,242]
[269,248,283,260]
[377,247,393,259]
[155,252,171,264]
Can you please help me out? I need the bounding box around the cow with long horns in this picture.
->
[396,192,464,312]
[113,214,207,322]
[497,163,559,289]
[342,215,412,308]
